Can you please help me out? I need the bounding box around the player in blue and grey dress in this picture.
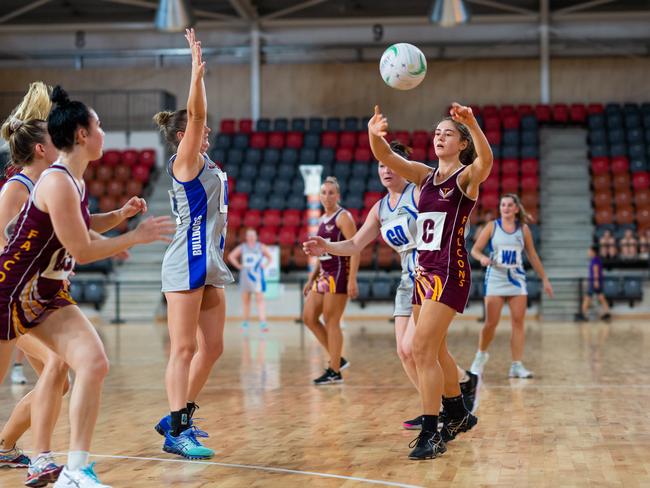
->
[153,28,232,461]
[470,194,553,379]
[227,228,273,332]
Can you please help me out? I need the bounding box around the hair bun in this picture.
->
[51,85,71,106]
[8,117,23,132]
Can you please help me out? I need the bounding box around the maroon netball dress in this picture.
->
[0,163,89,341]
[313,207,350,294]
[413,166,477,313]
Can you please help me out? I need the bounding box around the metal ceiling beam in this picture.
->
[262,0,331,21]
[0,0,53,24]
[553,0,618,16]
[465,0,537,16]
[227,0,258,21]
[98,0,238,21]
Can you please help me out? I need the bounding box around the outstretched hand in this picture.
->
[302,236,328,257]
[185,28,206,79]
[449,102,476,126]
[133,216,176,245]
[368,105,389,138]
[119,197,147,220]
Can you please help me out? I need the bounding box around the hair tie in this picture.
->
[9,117,24,132]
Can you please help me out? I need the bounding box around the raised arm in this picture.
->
[89,196,147,234]
[368,105,432,186]
[522,224,553,297]
[303,201,381,257]
[173,28,208,182]
[40,173,174,264]
[0,182,29,249]
[452,103,494,199]
[470,221,494,267]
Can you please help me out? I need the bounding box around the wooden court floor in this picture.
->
[2,317,650,487]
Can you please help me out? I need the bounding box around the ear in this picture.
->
[75,126,89,145]
[459,139,468,151]
[176,130,184,142]
[33,142,46,157]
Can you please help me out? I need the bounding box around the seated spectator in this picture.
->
[639,228,650,260]
[619,229,638,260]
[598,230,617,259]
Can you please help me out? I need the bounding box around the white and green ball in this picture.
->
[379,43,427,91]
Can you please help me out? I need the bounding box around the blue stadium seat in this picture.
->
[256,118,271,132]
[299,147,317,164]
[503,130,520,147]
[273,179,292,195]
[367,176,384,193]
[214,133,232,149]
[223,163,240,179]
[609,144,627,158]
[521,130,538,146]
[629,144,646,160]
[267,194,286,210]
[245,148,262,165]
[351,163,369,179]
[594,224,615,241]
[623,277,643,302]
[630,159,648,173]
[345,194,364,209]
[210,148,226,164]
[291,118,307,132]
[347,178,366,195]
[502,146,519,159]
[254,179,272,195]
[84,281,106,309]
[273,118,289,131]
[603,277,623,299]
[643,115,650,131]
[249,194,267,210]
[589,129,607,145]
[326,117,341,132]
[318,148,335,165]
[371,278,393,299]
[361,116,371,129]
[627,128,644,144]
[356,278,371,302]
[263,148,281,165]
[607,129,625,145]
[587,114,605,131]
[606,113,623,129]
[521,115,538,131]
[232,133,249,150]
[343,117,360,131]
[287,194,305,210]
[605,103,621,115]
[520,144,538,158]
[277,163,295,180]
[308,117,324,133]
[334,165,351,180]
[258,165,276,180]
[303,133,320,149]
[235,179,253,194]
[226,148,244,165]
[527,279,541,301]
[281,148,299,165]
[624,113,641,129]
[589,145,608,158]
[69,281,84,302]
[88,196,100,214]
[490,145,501,159]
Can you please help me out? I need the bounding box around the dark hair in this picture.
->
[389,141,412,160]
[153,110,188,149]
[438,117,476,165]
[590,245,598,254]
[1,82,52,169]
[47,86,92,151]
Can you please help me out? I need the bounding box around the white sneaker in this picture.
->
[509,362,534,379]
[53,463,111,488]
[470,351,489,375]
[11,364,27,385]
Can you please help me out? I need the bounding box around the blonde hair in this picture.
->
[501,193,532,223]
[1,82,52,167]
[322,176,340,194]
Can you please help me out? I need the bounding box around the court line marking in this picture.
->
[42,451,424,488]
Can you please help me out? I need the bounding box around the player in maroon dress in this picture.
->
[303,177,359,385]
[0,86,174,487]
[368,103,493,460]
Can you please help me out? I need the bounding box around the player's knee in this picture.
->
[172,342,196,364]
[201,340,223,362]
[412,340,431,366]
[84,351,109,381]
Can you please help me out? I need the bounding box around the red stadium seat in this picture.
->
[615,206,635,225]
[634,190,650,208]
[521,175,539,192]
[121,149,139,167]
[535,104,551,123]
[138,149,156,168]
[220,119,236,134]
[99,195,117,213]
[611,156,629,174]
[239,119,253,134]
[132,165,150,183]
[484,118,501,132]
[517,104,534,115]
[286,132,303,149]
[357,132,370,149]
[229,193,248,211]
[258,226,278,244]
[480,191,499,210]
[268,132,286,149]
[521,192,539,209]
[591,158,610,176]
[228,178,236,194]
[359,244,375,269]
[364,192,383,208]
[482,175,499,193]
[283,209,301,228]
[411,147,426,162]
[393,131,411,145]
[263,210,282,228]
[427,146,437,162]
[569,104,587,123]
[250,132,268,149]
[227,212,242,230]
[613,173,630,190]
[501,159,519,176]
[95,166,113,181]
[88,180,105,198]
[107,180,123,198]
[595,207,614,225]
[335,147,353,163]
[84,166,95,181]
[521,158,538,176]
[339,131,356,149]
[552,104,569,123]
[125,180,143,198]
[321,131,338,148]
[292,245,309,269]
[354,147,372,162]
[347,208,361,225]
[593,190,612,208]
[637,208,650,228]
[486,130,502,145]
[114,165,130,181]
[411,131,430,149]
[482,105,498,118]
[592,174,611,191]
[632,172,650,190]
[280,246,292,268]
[614,190,632,207]
[376,245,396,269]
[587,103,604,114]
[502,115,520,130]
[278,227,297,246]
[102,150,121,167]
[500,105,516,117]
[243,210,262,229]
[501,176,519,193]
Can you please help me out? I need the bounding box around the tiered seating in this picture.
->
[589,103,650,266]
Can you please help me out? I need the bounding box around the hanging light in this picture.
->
[429,0,470,27]
[155,0,195,32]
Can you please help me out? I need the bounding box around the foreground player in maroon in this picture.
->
[368,103,493,460]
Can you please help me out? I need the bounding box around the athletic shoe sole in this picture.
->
[402,423,422,431]
[408,443,447,460]
[25,465,64,487]
[0,462,29,469]
[471,374,482,414]
[162,446,213,460]
[314,379,343,386]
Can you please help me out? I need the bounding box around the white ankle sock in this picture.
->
[67,451,89,471]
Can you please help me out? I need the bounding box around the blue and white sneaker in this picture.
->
[163,428,214,460]
[26,452,63,487]
[53,463,110,487]
[154,415,209,438]
[0,445,30,468]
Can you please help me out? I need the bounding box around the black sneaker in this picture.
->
[340,357,350,370]
[600,313,612,321]
[313,368,343,385]
[402,416,422,430]
[460,370,481,413]
[440,413,478,442]
[408,431,447,460]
